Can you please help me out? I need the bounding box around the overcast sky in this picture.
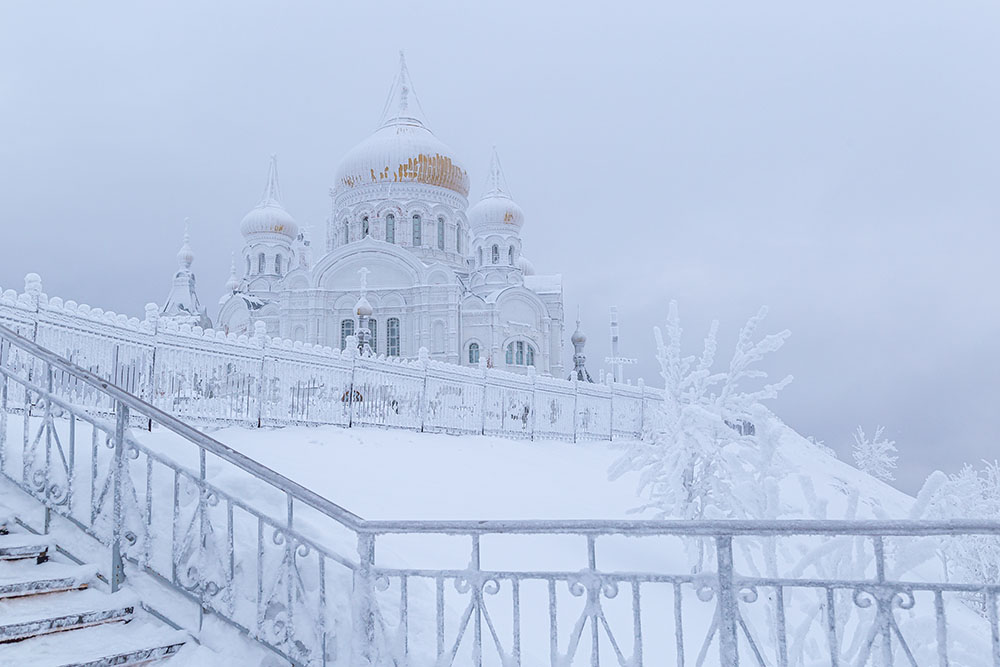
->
[1,1,998,493]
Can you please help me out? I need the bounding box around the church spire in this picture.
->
[569,307,593,383]
[176,218,194,270]
[379,51,428,129]
[483,146,511,199]
[258,154,282,207]
[162,218,212,329]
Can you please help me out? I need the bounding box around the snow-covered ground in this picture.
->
[3,415,992,665]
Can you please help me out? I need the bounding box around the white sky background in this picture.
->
[1,1,997,494]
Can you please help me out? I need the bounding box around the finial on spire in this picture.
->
[379,51,427,128]
[225,253,240,293]
[484,146,511,198]
[259,154,281,206]
[177,217,194,270]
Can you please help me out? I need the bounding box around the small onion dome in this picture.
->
[224,255,240,292]
[468,147,523,232]
[571,324,587,345]
[517,255,535,275]
[241,156,298,240]
[240,203,298,240]
[176,239,194,270]
[354,294,373,317]
[468,195,524,232]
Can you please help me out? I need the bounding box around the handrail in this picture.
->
[359,517,1000,536]
[0,322,365,530]
[7,322,1000,538]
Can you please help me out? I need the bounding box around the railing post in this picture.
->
[716,535,739,666]
[528,366,536,441]
[637,378,645,437]
[419,347,429,433]
[572,375,579,444]
[479,359,488,436]
[111,401,129,592]
[353,532,377,665]
[254,321,267,428]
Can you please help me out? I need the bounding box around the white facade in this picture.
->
[217,56,564,376]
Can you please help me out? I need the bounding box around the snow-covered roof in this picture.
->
[524,273,562,293]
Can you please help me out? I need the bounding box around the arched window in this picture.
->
[412,214,422,246]
[456,228,462,253]
[477,247,483,267]
[275,255,282,276]
[492,245,499,264]
[386,317,400,356]
[369,319,377,353]
[246,256,251,276]
[437,216,445,250]
[505,340,536,366]
[340,319,355,351]
[385,214,395,244]
[258,253,266,274]
[508,246,514,265]
[362,216,369,237]
[468,342,480,364]
[343,221,349,245]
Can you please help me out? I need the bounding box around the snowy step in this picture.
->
[0,561,94,599]
[0,589,137,643]
[0,619,187,666]
[0,510,14,535]
[0,532,52,561]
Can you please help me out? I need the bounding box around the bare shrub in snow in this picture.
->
[608,301,792,524]
[851,426,898,482]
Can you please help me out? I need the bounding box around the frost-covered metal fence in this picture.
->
[4,321,1000,666]
[0,275,654,441]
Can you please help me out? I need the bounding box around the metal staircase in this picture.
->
[0,508,186,666]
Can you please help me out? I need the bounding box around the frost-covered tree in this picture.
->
[608,301,792,524]
[919,462,1000,594]
[851,426,898,482]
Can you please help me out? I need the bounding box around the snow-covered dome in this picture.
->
[468,148,523,232]
[334,56,468,198]
[241,156,298,240]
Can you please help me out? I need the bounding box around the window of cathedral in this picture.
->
[370,319,377,353]
[437,216,445,250]
[362,216,370,237]
[477,247,483,267]
[508,246,514,265]
[341,319,355,351]
[343,221,349,245]
[258,253,266,274]
[412,215,422,246]
[505,340,536,367]
[456,228,462,254]
[385,214,395,244]
[275,255,282,276]
[492,245,499,264]
[468,342,480,364]
[246,256,251,276]
[387,317,400,356]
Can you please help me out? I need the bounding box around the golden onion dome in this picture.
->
[334,122,469,197]
[333,54,469,198]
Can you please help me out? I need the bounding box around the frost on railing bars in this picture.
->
[4,323,1000,666]
[0,276,652,441]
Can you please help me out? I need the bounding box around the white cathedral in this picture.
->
[163,56,570,377]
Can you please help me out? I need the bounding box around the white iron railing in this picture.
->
[0,275,653,442]
[3,310,1000,664]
